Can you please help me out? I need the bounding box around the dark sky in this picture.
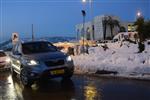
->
[0,0,149,41]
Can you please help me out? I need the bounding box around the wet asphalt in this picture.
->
[0,71,150,100]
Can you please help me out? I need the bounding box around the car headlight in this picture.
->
[66,56,72,62]
[24,59,39,66]
[5,58,11,63]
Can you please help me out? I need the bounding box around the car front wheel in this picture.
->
[11,67,17,77]
[63,71,73,80]
[20,68,33,87]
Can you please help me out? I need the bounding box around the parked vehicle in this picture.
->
[10,41,74,87]
[0,50,11,69]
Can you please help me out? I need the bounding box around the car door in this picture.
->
[11,43,22,73]
[0,51,7,67]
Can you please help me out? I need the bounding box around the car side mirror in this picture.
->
[57,46,64,50]
[53,46,58,51]
[15,52,22,56]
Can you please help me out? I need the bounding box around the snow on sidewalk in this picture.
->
[72,41,150,79]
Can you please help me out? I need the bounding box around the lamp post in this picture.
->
[32,24,34,41]
[81,0,87,53]
[136,11,144,43]
[136,11,142,19]
[89,0,94,40]
[82,0,86,3]
[82,0,94,40]
[81,10,86,53]
[137,11,141,17]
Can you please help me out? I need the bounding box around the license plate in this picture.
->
[50,69,64,75]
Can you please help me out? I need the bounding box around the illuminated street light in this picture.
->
[89,0,95,40]
[82,0,86,3]
[82,0,95,40]
[81,10,86,54]
[137,11,142,17]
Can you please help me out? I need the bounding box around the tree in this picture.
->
[119,26,126,32]
[143,20,150,39]
[134,17,150,53]
[134,17,145,53]
[107,16,120,39]
[134,17,145,42]
[133,33,138,43]
[102,16,109,40]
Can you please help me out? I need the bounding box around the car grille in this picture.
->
[0,61,5,63]
[45,59,65,67]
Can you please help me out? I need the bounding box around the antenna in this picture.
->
[32,24,34,41]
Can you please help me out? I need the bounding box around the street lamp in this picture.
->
[81,10,86,53]
[137,11,142,18]
[32,24,34,41]
[82,0,86,3]
[89,0,94,40]
[82,0,94,40]
[81,0,87,53]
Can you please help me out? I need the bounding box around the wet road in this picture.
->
[0,71,150,100]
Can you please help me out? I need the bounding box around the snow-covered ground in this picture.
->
[72,41,150,79]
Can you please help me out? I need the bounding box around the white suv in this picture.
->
[10,41,74,87]
[0,50,11,69]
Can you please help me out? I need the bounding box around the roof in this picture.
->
[21,40,50,44]
[0,50,4,52]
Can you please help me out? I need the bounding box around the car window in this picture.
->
[17,43,21,53]
[22,42,57,54]
[12,43,20,55]
[0,52,6,57]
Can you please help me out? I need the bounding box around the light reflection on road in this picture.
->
[6,75,16,99]
[84,83,100,100]
[0,72,150,100]
[13,76,76,100]
[0,73,17,100]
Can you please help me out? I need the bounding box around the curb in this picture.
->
[0,67,11,72]
[91,74,150,81]
[74,72,150,81]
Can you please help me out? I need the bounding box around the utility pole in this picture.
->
[90,0,95,40]
[32,24,34,41]
[82,10,86,53]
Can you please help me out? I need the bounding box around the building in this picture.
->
[113,32,138,42]
[120,22,137,32]
[76,15,120,41]
[76,15,137,41]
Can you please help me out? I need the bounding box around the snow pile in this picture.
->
[73,41,150,76]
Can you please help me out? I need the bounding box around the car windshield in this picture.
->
[0,52,6,57]
[22,42,57,54]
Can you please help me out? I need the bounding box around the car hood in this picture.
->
[23,51,67,61]
[0,56,7,62]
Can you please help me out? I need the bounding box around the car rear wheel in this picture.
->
[11,67,17,77]
[20,68,33,87]
[63,72,73,80]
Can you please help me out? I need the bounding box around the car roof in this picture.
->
[0,50,6,54]
[0,50,4,52]
[21,40,50,44]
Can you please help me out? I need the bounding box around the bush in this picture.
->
[138,42,145,53]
